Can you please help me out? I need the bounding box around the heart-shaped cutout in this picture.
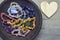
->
[41,1,58,17]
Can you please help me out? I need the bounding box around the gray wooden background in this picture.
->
[0,0,60,40]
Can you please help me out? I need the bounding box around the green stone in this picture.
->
[24,21,31,26]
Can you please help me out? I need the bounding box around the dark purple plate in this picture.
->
[0,0,42,40]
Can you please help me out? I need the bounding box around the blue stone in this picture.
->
[20,4,26,9]
[27,8,34,12]
[29,14,33,18]
[25,10,29,14]
[8,27,14,33]
[24,15,29,19]
[18,11,21,15]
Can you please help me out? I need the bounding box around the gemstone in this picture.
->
[24,21,31,26]
[10,10,18,14]
[18,11,21,15]
[20,4,26,9]
[27,8,34,12]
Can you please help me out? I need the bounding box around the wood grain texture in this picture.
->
[33,0,60,40]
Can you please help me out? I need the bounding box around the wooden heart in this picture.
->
[41,1,58,17]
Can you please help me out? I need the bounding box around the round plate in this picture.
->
[0,0,42,40]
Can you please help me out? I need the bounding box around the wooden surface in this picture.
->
[0,0,60,40]
[33,0,60,40]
